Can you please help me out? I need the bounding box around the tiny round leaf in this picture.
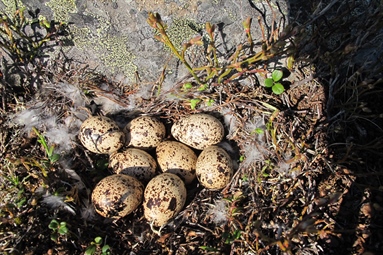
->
[272,70,283,82]
[272,83,285,95]
[264,78,274,88]
[94,236,103,244]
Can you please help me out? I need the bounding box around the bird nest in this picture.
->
[1,0,383,254]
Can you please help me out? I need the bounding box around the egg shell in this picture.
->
[156,141,197,184]
[92,174,143,219]
[109,148,157,182]
[143,173,187,227]
[196,146,233,190]
[124,116,166,149]
[79,116,125,154]
[171,113,224,150]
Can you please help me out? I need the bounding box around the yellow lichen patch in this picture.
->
[164,18,204,51]
[134,0,200,16]
[45,0,77,23]
[70,26,92,47]
[72,27,136,79]
[1,0,25,16]
[96,35,137,80]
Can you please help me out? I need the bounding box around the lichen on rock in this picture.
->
[1,0,25,16]
[45,0,77,23]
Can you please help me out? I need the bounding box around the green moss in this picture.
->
[45,0,77,23]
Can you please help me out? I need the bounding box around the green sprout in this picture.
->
[264,69,285,95]
[33,127,60,164]
[206,98,215,106]
[4,174,28,208]
[199,246,219,252]
[251,127,265,135]
[182,82,193,91]
[223,229,242,244]
[85,236,111,255]
[189,98,201,110]
[48,219,68,243]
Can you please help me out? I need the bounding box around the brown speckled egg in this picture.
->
[109,148,157,182]
[79,116,125,154]
[92,174,143,219]
[171,114,224,150]
[156,141,197,184]
[124,116,166,150]
[196,146,233,190]
[143,173,186,227]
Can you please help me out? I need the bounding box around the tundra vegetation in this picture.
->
[1,0,383,254]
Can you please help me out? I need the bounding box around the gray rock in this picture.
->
[0,0,288,87]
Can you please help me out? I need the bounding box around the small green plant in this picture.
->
[223,229,242,244]
[0,7,67,64]
[85,236,111,255]
[199,246,219,252]
[33,127,60,164]
[264,69,285,95]
[147,12,292,87]
[241,174,249,182]
[5,174,28,208]
[189,98,201,110]
[251,127,265,135]
[48,219,68,243]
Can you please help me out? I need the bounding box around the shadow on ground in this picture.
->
[288,0,383,254]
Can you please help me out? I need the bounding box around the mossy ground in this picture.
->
[1,0,383,254]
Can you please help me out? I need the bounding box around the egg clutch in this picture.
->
[78,113,234,227]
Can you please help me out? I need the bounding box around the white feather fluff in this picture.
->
[42,194,76,215]
[207,199,228,225]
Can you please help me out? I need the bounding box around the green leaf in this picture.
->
[197,84,208,91]
[102,245,110,253]
[252,128,264,135]
[51,233,58,242]
[16,197,26,208]
[272,83,285,95]
[49,219,59,230]
[94,236,103,244]
[206,98,214,106]
[182,82,193,90]
[50,153,60,163]
[264,78,274,88]
[199,246,218,251]
[190,99,201,110]
[233,229,242,239]
[85,245,96,255]
[58,222,68,235]
[272,69,283,82]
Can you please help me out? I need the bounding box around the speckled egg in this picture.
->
[171,113,224,150]
[124,116,166,149]
[92,174,143,219]
[156,141,197,184]
[79,116,125,154]
[143,173,187,227]
[196,146,233,190]
[109,148,157,182]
